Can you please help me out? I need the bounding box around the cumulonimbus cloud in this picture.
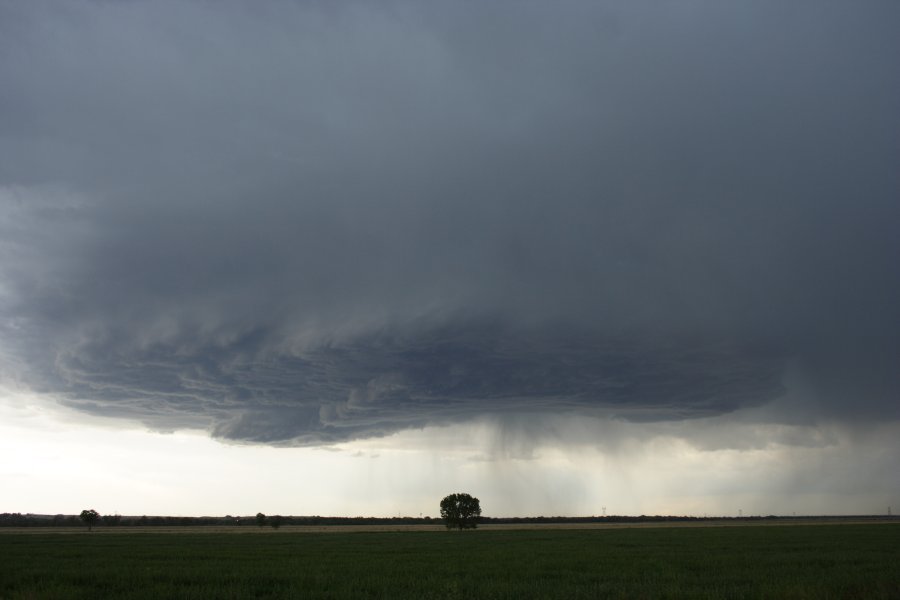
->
[1,1,898,444]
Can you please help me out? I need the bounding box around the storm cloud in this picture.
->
[1,1,898,445]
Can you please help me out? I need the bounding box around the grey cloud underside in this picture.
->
[1,1,899,444]
[48,323,783,444]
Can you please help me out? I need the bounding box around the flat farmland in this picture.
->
[1,523,898,599]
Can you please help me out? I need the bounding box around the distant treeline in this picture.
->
[1,512,894,528]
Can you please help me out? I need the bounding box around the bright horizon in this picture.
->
[3,388,896,519]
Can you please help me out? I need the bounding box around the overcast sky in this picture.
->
[1,1,898,517]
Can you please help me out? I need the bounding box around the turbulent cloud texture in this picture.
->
[1,1,898,444]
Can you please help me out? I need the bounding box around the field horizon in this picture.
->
[2,514,897,535]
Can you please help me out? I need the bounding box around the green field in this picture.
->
[1,524,897,599]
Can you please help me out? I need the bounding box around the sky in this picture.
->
[1,1,898,518]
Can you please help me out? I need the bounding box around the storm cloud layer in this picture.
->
[1,1,898,444]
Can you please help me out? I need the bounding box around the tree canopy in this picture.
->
[79,509,100,531]
[440,493,481,530]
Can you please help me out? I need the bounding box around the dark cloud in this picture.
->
[1,1,898,444]
[39,320,784,444]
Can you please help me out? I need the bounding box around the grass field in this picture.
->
[1,523,897,599]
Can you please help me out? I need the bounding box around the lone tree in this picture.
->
[256,512,267,528]
[79,509,100,532]
[440,493,482,530]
